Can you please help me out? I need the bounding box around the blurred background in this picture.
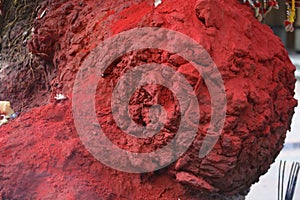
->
[246,1,300,199]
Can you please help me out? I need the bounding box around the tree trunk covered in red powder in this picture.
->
[0,0,297,199]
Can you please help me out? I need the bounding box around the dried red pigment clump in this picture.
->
[0,0,297,199]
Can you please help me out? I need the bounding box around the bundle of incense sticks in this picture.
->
[278,160,300,200]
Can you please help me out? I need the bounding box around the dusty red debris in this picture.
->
[0,0,297,199]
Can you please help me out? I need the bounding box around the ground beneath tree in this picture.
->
[0,0,297,199]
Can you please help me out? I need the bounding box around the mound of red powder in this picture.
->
[0,0,297,199]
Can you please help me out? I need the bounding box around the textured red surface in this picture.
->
[0,0,297,199]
